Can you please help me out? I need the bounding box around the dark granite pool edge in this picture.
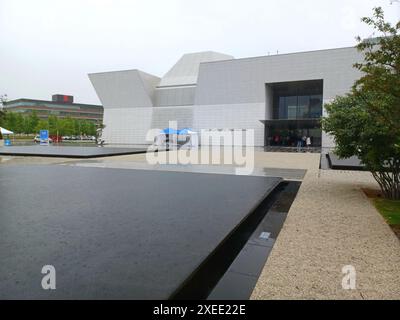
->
[169,179,284,300]
[0,149,150,159]
[327,153,365,171]
[207,181,302,300]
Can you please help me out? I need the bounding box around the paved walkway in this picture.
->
[69,149,320,170]
[251,168,400,299]
[64,162,306,181]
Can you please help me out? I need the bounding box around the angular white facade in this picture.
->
[89,48,363,148]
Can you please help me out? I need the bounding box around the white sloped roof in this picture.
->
[1,127,13,134]
[158,51,233,87]
[88,70,160,108]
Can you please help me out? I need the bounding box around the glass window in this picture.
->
[286,96,297,119]
[273,94,322,119]
[309,95,322,118]
[278,97,287,119]
[297,96,310,119]
[271,80,323,120]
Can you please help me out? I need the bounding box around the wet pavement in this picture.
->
[0,165,281,299]
[64,161,307,181]
[0,145,148,158]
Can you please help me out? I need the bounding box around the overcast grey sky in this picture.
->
[0,0,399,104]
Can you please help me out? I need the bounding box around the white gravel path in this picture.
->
[251,168,400,299]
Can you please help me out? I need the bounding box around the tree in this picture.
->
[0,94,7,126]
[79,120,96,136]
[34,119,49,133]
[0,108,101,137]
[58,117,74,136]
[322,7,400,200]
[87,121,96,136]
[0,110,6,128]
[14,113,24,133]
[29,111,39,133]
[47,115,59,135]
[3,111,17,132]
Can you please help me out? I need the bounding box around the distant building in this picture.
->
[89,47,363,150]
[3,94,103,122]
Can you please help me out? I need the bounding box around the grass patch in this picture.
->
[373,198,400,225]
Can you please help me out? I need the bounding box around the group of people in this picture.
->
[269,133,313,152]
[296,135,312,152]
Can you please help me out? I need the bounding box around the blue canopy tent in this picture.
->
[177,128,195,135]
[162,128,179,135]
[178,128,198,149]
[162,128,196,135]
[160,128,198,149]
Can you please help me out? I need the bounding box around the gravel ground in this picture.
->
[251,169,400,299]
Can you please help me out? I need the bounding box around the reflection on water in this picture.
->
[10,141,97,147]
[7,141,150,149]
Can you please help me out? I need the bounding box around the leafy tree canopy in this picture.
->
[0,110,98,137]
[322,7,400,199]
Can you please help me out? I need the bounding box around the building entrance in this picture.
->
[263,80,323,149]
[262,119,322,148]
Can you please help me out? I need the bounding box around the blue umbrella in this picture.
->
[178,128,194,135]
[163,128,178,134]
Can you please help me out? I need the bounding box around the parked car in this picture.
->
[33,135,53,143]
[49,135,62,143]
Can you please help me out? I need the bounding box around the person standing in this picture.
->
[274,135,280,146]
[297,136,303,152]
[306,136,312,151]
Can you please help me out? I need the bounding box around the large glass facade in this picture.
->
[265,80,323,148]
[273,80,323,120]
[277,95,322,119]
[265,120,322,147]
